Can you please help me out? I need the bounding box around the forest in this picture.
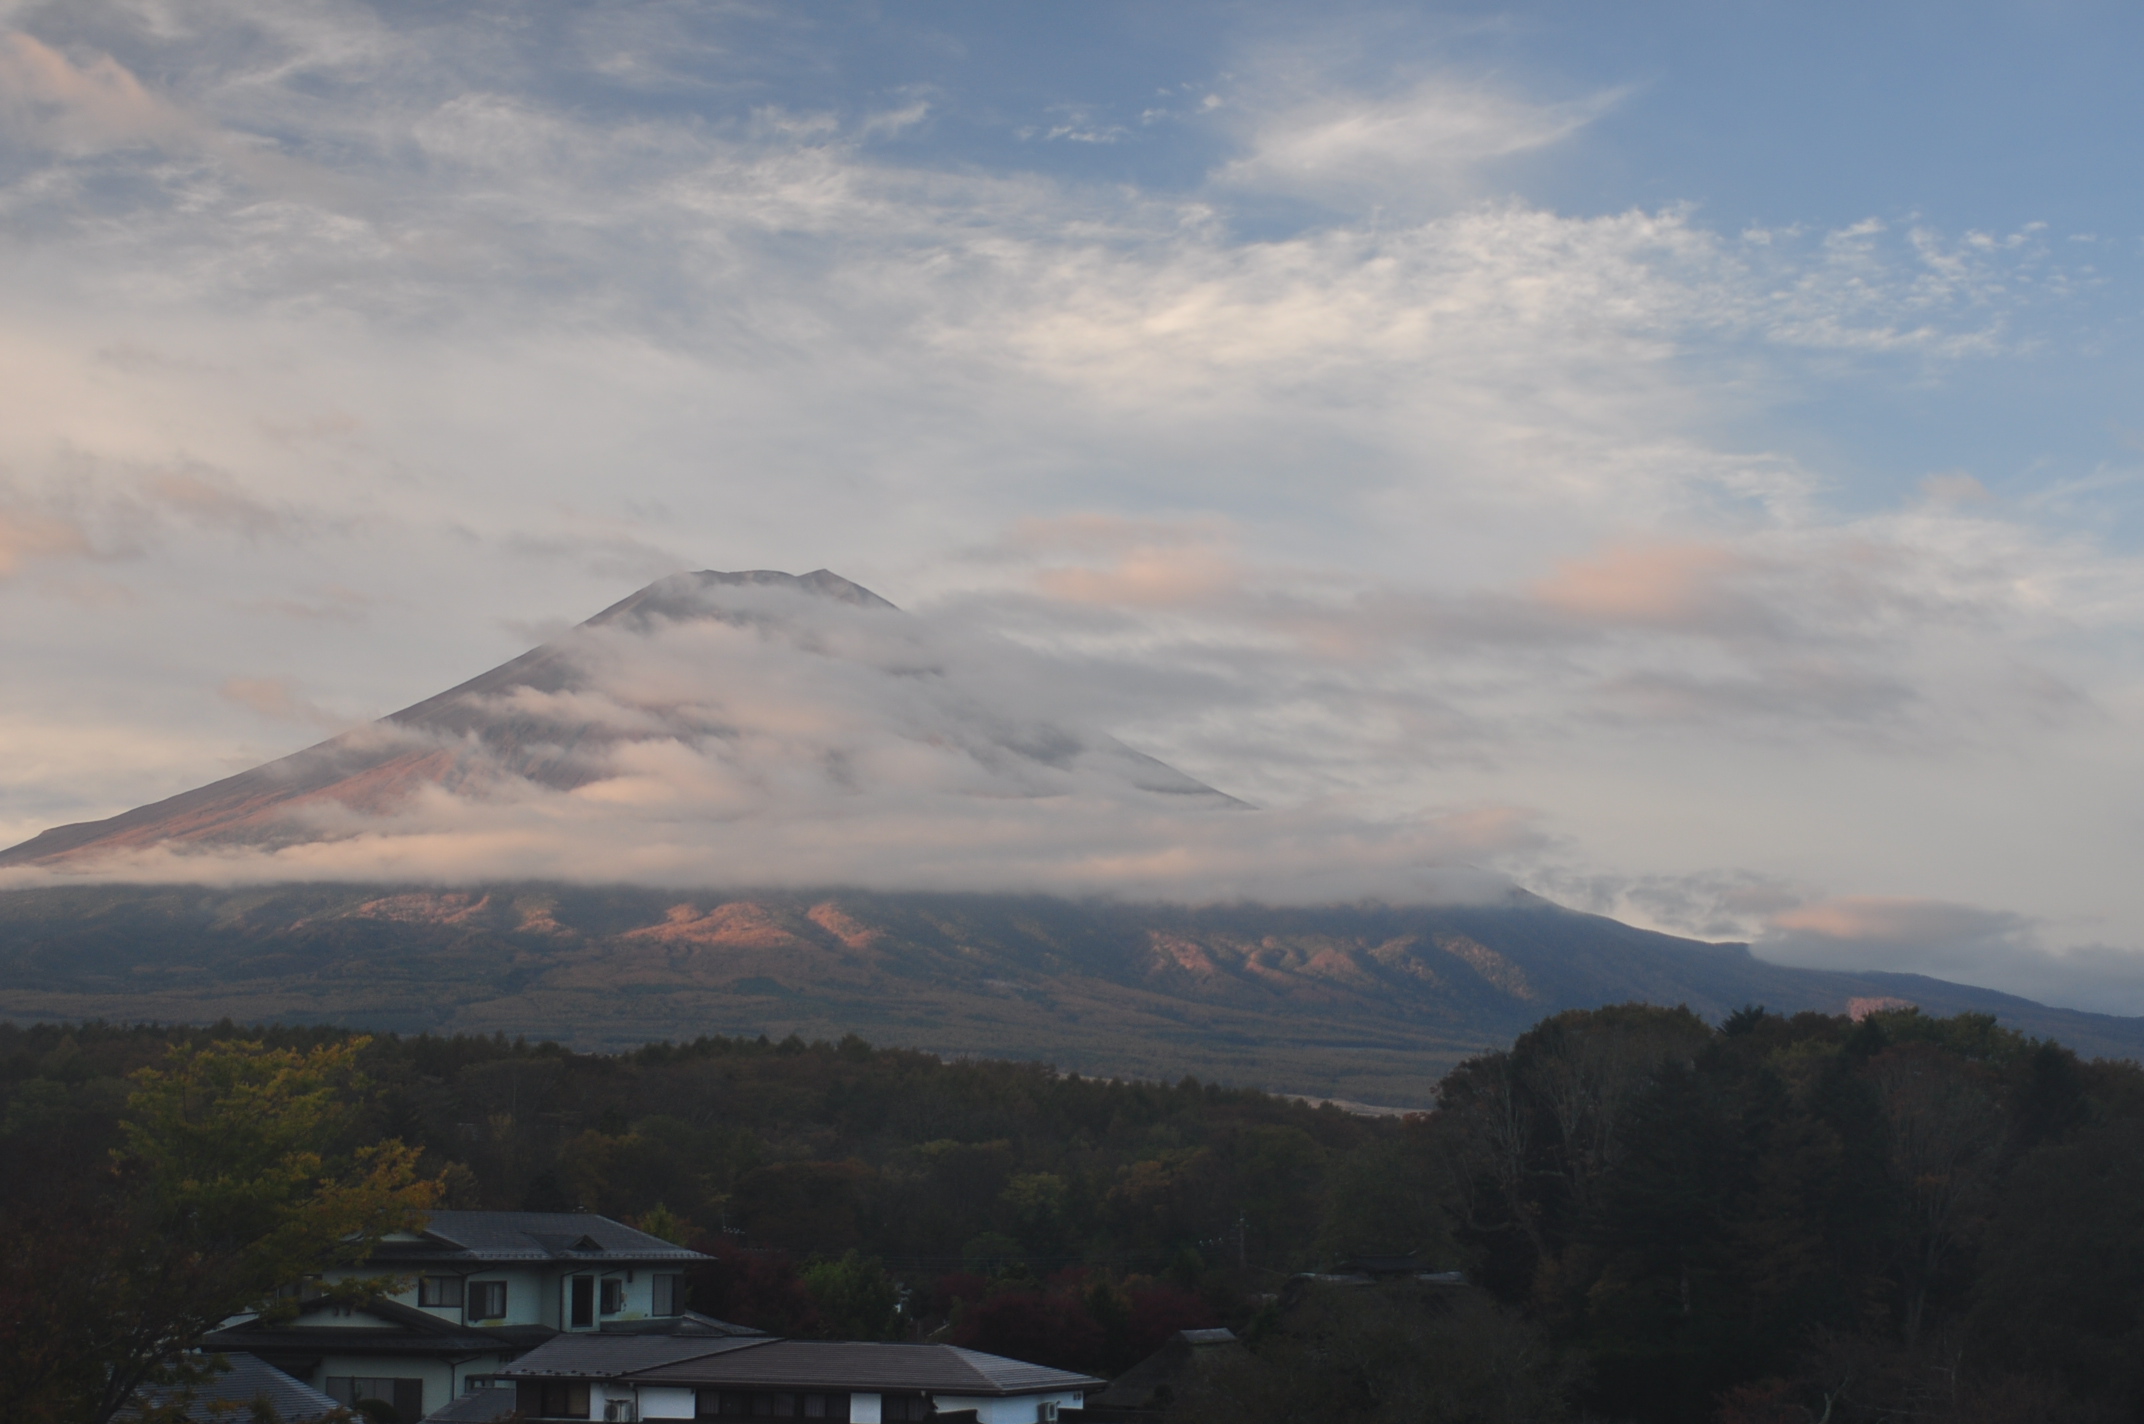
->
[2,1002,2141,1423]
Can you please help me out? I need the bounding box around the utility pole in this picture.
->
[1236,1213,1247,1271]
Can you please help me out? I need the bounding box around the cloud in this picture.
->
[1529,542,1750,629]
[144,468,296,540]
[1215,75,1620,211]
[1762,895,2038,970]
[0,503,92,576]
[1011,517,1246,609]
[218,676,341,726]
[3,577,1542,902]
[0,30,192,154]
[1749,895,2144,1017]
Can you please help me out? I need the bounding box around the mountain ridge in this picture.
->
[1,881,2134,1104]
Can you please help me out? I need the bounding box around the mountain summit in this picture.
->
[0,569,1237,871]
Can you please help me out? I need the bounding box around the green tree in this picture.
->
[0,1037,438,1424]
[801,1250,903,1339]
[1177,1282,1577,1424]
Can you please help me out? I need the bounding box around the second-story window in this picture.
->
[468,1280,509,1320]
[653,1274,682,1315]
[420,1276,464,1308]
[600,1279,626,1314]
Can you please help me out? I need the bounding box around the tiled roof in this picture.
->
[370,1211,708,1264]
[129,1353,341,1423]
[621,1341,1103,1396]
[602,1310,769,1337]
[424,1387,532,1423]
[201,1296,549,1357]
[505,1333,775,1379]
[1177,1329,1236,1345]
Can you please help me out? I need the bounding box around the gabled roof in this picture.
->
[505,1332,776,1379]
[1091,1328,1241,1410]
[423,1387,523,1423]
[130,1353,341,1423]
[370,1211,708,1265]
[581,1340,1103,1396]
[202,1295,549,1357]
[424,1389,525,1423]
[601,1310,769,1338]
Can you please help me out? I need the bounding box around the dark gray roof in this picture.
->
[602,1310,769,1338]
[626,1341,1103,1396]
[506,1333,774,1379]
[202,1296,549,1358]
[131,1353,341,1423]
[1091,1329,1242,1409]
[372,1211,707,1265]
[424,1386,524,1423]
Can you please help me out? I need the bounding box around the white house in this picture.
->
[503,1335,1102,1424]
[201,1211,723,1422]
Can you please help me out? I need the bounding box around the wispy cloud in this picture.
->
[1214,73,1623,211]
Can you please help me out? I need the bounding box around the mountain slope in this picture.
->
[1,882,2135,1104]
[0,569,1236,871]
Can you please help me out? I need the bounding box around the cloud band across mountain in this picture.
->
[0,569,1531,901]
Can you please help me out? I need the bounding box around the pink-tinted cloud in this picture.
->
[1529,540,1747,628]
[0,31,193,154]
[0,505,92,576]
[217,677,342,726]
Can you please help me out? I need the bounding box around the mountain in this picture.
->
[1,882,2138,1105]
[4,567,2138,1101]
[0,569,1233,871]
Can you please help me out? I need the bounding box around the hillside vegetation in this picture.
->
[5,883,2141,1103]
[5,1005,2144,1421]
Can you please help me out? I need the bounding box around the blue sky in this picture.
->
[3,0,2144,1013]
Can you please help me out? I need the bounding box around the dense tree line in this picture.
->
[1433,1004,2144,1423]
[2,1004,2141,1421]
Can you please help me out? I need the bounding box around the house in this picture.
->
[128,1352,343,1423]
[501,1332,1104,1423]
[201,1210,717,1422]
[1083,1329,1239,1418]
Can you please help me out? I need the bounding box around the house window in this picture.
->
[468,1280,508,1320]
[523,1381,600,1415]
[517,1381,592,1419]
[801,1396,848,1419]
[420,1275,464,1308]
[325,1377,423,1420]
[600,1278,627,1314]
[653,1273,683,1315]
[884,1398,932,1422]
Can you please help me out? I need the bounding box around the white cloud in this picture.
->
[0,577,1543,901]
[1214,75,1621,211]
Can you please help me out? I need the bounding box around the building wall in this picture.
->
[931,1392,1085,1424]
[329,1262,681,1329]
[850,1392,883,1423]
[308,1352,455,1419]
[640,1385,698,1419]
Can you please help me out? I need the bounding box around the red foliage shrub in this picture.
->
[686,1235,824,1337]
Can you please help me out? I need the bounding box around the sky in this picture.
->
[3,0,2144,1013]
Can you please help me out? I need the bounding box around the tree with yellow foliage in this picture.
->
[1,1037,438,1424]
